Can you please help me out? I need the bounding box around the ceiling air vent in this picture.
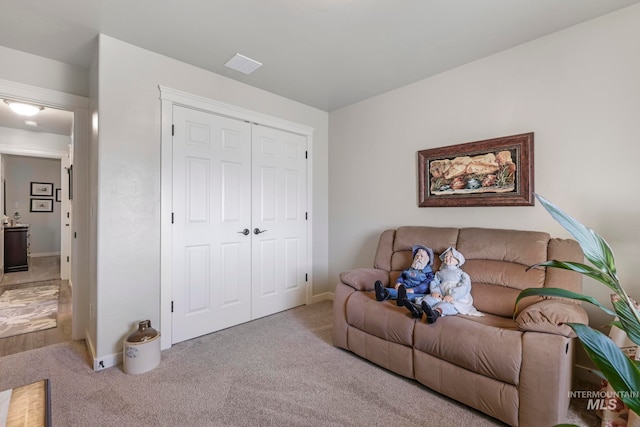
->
[224,53,262,75]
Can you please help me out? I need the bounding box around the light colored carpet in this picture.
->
[0,284,59,339]
[0,300,600,426]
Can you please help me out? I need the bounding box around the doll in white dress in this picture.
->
[404,246,483,323]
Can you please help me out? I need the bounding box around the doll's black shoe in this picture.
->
[403,299,423,319]
[422,301,440,324]
[397,284,407,306]
[374,281,389,301]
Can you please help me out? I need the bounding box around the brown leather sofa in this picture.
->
[333,226,588,427]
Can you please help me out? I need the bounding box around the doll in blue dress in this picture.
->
[374,245,434,306]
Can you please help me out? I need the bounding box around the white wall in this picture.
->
[3,155,61,254]
[0,45,88,97]
[0,126,69,156]
[329,4,640,337]
[95,35,329,359]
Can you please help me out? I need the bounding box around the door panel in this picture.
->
[172,106,308,343]
[172,106,252,344]
[251,126,307,319]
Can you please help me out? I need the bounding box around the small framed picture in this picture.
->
[55,188,61,202]
[30,182,54,197]
[30,198,54,212]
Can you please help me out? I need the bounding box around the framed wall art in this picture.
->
[30,198,54,212]
[30,182,54,197]
[418,132,534,207]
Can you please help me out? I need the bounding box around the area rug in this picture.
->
[0,285,59,339]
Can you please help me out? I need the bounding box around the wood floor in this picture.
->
[0,257,71,357]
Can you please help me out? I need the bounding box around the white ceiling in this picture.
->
[0,0,639,136]
[0,99,74,136]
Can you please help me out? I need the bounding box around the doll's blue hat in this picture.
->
[412,245,434,266]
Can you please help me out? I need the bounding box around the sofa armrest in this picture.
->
[339,268,389,292]
[515,299,589,338]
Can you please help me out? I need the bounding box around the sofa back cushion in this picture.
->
[384,226,459,285]
[457,228,549,317]
[373,226,582,318]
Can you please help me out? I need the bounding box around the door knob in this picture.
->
[253,228,267,235]
[238,228,250,236]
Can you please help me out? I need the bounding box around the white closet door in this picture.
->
[172,106,252,343]
[251,125,307,319]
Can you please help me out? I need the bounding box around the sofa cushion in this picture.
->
[345,291,415,346]
[457,227,550,267]
[413,315,523,386]
[463,259,545,290]
[339,268,389,291]
[387,227,458,284]
[515,299,589,337]
[393,226,460,254]
[470,283,525,318]
[545,238,584,294]
[455,228,550,317]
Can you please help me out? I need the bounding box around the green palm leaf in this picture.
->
[568,322,640,415]
[535,194,618,281]
[528,260,619,292]
[514,287,616,317]
[611,297,640,346]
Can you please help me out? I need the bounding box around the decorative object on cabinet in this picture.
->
[55,188,61,202]
[417,132,534,207]
[30,199,53,213]
[30,182,54,197]
[4,225,30,272]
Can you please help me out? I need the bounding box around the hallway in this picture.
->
[0,256,61,287]
[0,256,71,357]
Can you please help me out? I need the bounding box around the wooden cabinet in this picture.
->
[4,225,30,273]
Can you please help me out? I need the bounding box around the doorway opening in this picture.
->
[0,81,86,356]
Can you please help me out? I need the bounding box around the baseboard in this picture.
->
[310,292,334,304]
[93,352,121,372]
[30,252,60,258]
[85,330,121,371]
[85,331,97,369]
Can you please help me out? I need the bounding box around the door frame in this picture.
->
[159,86,315,350]
[0,78,89,341]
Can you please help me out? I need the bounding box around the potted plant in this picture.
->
[515,193,640,418]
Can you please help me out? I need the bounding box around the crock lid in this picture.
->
[126,320,159,343]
